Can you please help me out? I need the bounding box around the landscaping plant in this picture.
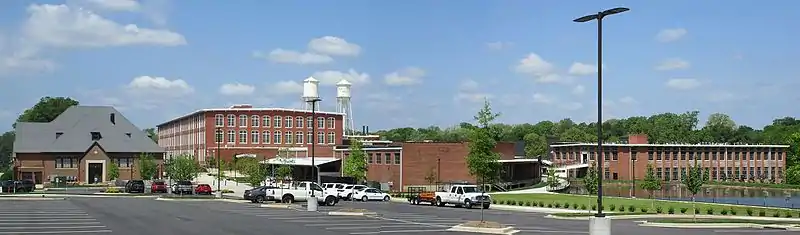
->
[746,208,754,216]
[641,163,663,210]
[681,158,709,222]
[668,207,675,214]
[465,100,502,222]
[627,205,635,212]
[656,206,663,213]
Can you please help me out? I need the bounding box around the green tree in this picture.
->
[424,167,437,185]
[138,153,158,180]
[640,164,662,209]
[239,158,267,187]
[143,128,158,143]
[545,168,561,190]
[216,159,228,181]
[167,154,199,181]
[273,149,294,182]
[343,139,368,183]
[0,131,15,169]
[682,158,709,221]
[465,99,502,222]
[583,162,599,195]
[107,163,119,180]
[523,132,548,159]
[15,96,80,127]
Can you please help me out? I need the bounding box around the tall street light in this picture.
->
[307,98,322,186]
[573,7,629,219]
[216,127,222,198]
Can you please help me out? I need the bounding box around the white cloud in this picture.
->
[384,67,425,86]
[486,41,513,50]
[665,78,701,90]
[22,4,186,48]
[454,80,491,104]
[126,75,194,97]
[218,83,255,96]
[459,80,480,91]
[74,0,140,11]
[568,62,597,76]
[532,93,554,104]
[268,80,304,95]
[656,28,687,42]
[255,49,332,65]
[572,85,585,95]
[307,36,361,57]
[559,102,583,111]
[312,69,370,86]
[514,53,572,83]
[655,58,690,71]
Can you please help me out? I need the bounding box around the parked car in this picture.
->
[273,181,338,206]
[125,180,145,193]
[1,180,23,193]
[341,184,367,200]
[20,180,35,192]
[322,183,346,198]
[195,184,213,195]
[246,186,279,203]
[172,181,194,195]
[353,188,391,202]
[151,181,167,193]
[434,184,491,209]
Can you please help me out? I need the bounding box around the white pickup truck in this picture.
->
[433,185,491,209]
[270,181,339,206]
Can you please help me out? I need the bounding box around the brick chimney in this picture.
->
[628,134,649,144]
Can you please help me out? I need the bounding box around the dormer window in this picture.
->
[126,132,132,138]
[56,132,63,138]
[91,132,102,141]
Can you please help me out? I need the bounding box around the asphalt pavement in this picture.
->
[1,197,798,235]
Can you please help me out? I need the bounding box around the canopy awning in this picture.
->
[259,157,340,166]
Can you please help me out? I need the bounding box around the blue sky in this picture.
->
[1,0,798,132]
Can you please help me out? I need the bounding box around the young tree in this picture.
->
[546,168,561,191]
[107,163,119,181]
[239,158,267,187]
[138,153,158,180]
[583,162,599,195]
[167,154,199,181]
[465,99,502,222]
[343,139,368,183]
[640,163,662,209]
[273,148,294,183]
[681,158,709,221]
[216,159,228,182]
[424,167,437,185]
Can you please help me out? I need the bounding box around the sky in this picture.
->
[0,0,798,132]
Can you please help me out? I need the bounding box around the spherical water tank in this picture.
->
[303,76,320,98]
[336,79,351,98]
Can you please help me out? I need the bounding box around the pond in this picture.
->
[566,183,800,209]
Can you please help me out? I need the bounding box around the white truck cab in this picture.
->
[433,185,491,209]
[271,181,339,206]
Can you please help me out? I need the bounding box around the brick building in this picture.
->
[155,104,344,164]
[550,134,790,182]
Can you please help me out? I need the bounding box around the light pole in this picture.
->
[307,98,322,185]
[216,128,222,198]
[574,7,629,235]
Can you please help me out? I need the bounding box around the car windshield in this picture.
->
[344,186,353,189]
[462,187,479,193]
[335,185,345,189]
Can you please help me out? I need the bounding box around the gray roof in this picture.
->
[14,106,164,153]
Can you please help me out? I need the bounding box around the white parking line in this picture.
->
[0,230,112,234]
[327,224,456,230]
[349,229,448,234]
[0,219,97,222]
[0,226,106,230]
[713,230,791,233]
[285,219,382,223]
[517,230,587,234]
[0,212,87,215]
[0,222,101,225]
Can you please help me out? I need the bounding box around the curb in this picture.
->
[260,204,296,209]
[446,225,519,235]
[640,222,764,229]
[0,197,66,201]
[328,211,378,216]
[547,214,800,222]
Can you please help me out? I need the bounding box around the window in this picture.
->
[274,116,282,128]
[274,131,282,144]
[215,114,224,127]
[263,116,271,127]
[328,132,335,144]
[296,131,304,144]
[375,153,382,164]
[215,130,223,143]
[263,131,271,144]
[238,115,247,127]
[91,131,102,140]
[55,157,77,168]
[251,115,260,127]
[367,153,373,164]
[317,131,324,144]
[649,150,654,160]
[317,117,325,128]
[385,153,391,164]
[238,130,247,144]
[307,132,313,144]
[227,130,235,143]
[115,157,133,168]
[251,131,260,144]
[307,116,313,129]
[285,132,293,144]
[227,115,235,127]
[327,117,335,129]
[394,153,400,164]
[297,117,304,128]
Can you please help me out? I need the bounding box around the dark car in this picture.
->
[19,180,35,192]
[195,184,212,195]
[245,186,279,203]
[1,180,22,193]
[151,181,167,193]
[173,181,194,195]
[125,180,145,193]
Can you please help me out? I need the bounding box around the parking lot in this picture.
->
[0,199,112,234]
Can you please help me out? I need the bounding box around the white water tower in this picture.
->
[302,76,320,111]
[336,79,354,136]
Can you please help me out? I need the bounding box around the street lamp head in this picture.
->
[602,7,630,16]
[573,7,629,22]
[573,14,598,22]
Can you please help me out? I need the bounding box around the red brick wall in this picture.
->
[398,142,516,189]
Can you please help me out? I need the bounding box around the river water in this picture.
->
[565,183,800,209]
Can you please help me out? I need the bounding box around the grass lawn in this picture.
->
[649,218,800,224]
[491,193,798,217]
[552,212,656,217]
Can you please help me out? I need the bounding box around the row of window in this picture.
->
[555,150,785,162]
[114,158,134,168]
[654,167,782,180]
[215,130,336,145]
[359,152,401,165]
[215,114,335,129]
[54,157,137,168]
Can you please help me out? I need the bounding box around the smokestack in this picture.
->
[362,126,366,134]
[366,126,369,134]
[110,113,116,125]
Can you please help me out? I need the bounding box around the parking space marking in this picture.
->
[0,219,97,222]
[517,230,587,234]
[0,226,107,230]
[0,200,111,234]
[0,231,113,234]
[349,229,449,234]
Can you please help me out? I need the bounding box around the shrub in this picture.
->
[627,205,635,212]
[773,211,781,217]
[221,189,234,193]
[618,205,625,212]
[758,210,766,216]
[572,203,579,209]
[609,204,616,211]
[668,207,675,214]
[720,209,729,215]
[680,208,688,214]
[104,187,120,193]
[538,201,545,207]
[591,205,597,210]
[694,208,700,214]
[555,202,562,208]
[730,209,737,215]
[640,207,648,213]
[580,204,587,210]
[517,200,524,206]
[493,199,498,204]
[706,208,714,215]
[656,206,663,213]
[547,203,553,208]
[746,208,754,216]
[511,201,518,206]
[563,202,570,208]
[525,201,532,206]
[786,212,793,218]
